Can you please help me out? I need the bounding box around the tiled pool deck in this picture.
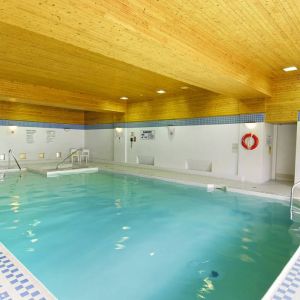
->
[91,161,293,200]
[263,247,300,300]
[0,243,56,300]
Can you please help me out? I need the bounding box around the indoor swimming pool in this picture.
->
[0,171,298,299]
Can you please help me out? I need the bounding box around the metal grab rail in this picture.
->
[8,149,21,171]
[290,180,300,220]
[56,148,82,170]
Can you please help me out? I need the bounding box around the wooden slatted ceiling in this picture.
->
[0,0,276,98]
[0,22,204,103]
[0,0,300,124]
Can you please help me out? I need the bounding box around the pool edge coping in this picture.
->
[0,242,57,300]
[98,168,290,202]
[262,246,300,299]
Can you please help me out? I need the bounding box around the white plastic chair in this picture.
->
[80,149,90,164]
[70,148,81,164]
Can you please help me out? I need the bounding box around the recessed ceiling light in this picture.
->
[120,96,128,100]
[156,89,166,94]
[283,66,298,72]
[180,86,189,90]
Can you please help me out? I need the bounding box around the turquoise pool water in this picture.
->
[0,171,299,300]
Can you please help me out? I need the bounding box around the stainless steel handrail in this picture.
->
[8,149,21,171]
[290,180,300,220]
[56,148,82,170]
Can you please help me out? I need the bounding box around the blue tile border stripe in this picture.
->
[0,114,265,130]
[85,113,265,129]
[0,120,85,130]
[0,243,56,300]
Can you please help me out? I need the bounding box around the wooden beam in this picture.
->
[0,79,126,113]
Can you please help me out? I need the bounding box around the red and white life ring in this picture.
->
[241,133,259,150]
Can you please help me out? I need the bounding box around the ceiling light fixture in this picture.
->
[120,96,128,100]
[156,90,166,94]
[283,66,298,72]
[180,86,189,90]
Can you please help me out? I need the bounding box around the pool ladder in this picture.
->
[8,149,22,171]
[56,148,82,170]
[290,180,300,221]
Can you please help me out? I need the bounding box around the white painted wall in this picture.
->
[84,129,114,161]
[238,123,273,183]
[88,123,276,183]
[275,124,296,180]
[0,122,281,184]
[293,122,300,183]
[263,123,274,182]
[0,126,84,165]
[125,124,240,178]
[114,128,127,163]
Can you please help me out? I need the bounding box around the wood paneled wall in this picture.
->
[84,111,125,125]
[0,79,126,113]
[124,75,300,124]
[0,101,84,124]
[266,75,300,123]
[126,93,266,123]
[1,75,300,125]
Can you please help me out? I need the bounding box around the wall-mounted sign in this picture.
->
[140,130,155,140]
[47,130,56,143]
[26,130,36,144]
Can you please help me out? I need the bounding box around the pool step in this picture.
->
[0,243,56,299]
[28,166,99,177]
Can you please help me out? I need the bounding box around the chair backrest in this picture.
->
[81,149,90,156]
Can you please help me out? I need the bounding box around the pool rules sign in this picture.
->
[140,130,155,140]
[26,129,36,144]
[46,130,56,143]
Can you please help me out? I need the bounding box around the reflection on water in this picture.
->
[114,199,122,209]
[239,253,255,263]
[197,277,215,299]
[115,236,129,251]
[0,172,299,300]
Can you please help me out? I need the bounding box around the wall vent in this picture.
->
[137,155,155,166]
